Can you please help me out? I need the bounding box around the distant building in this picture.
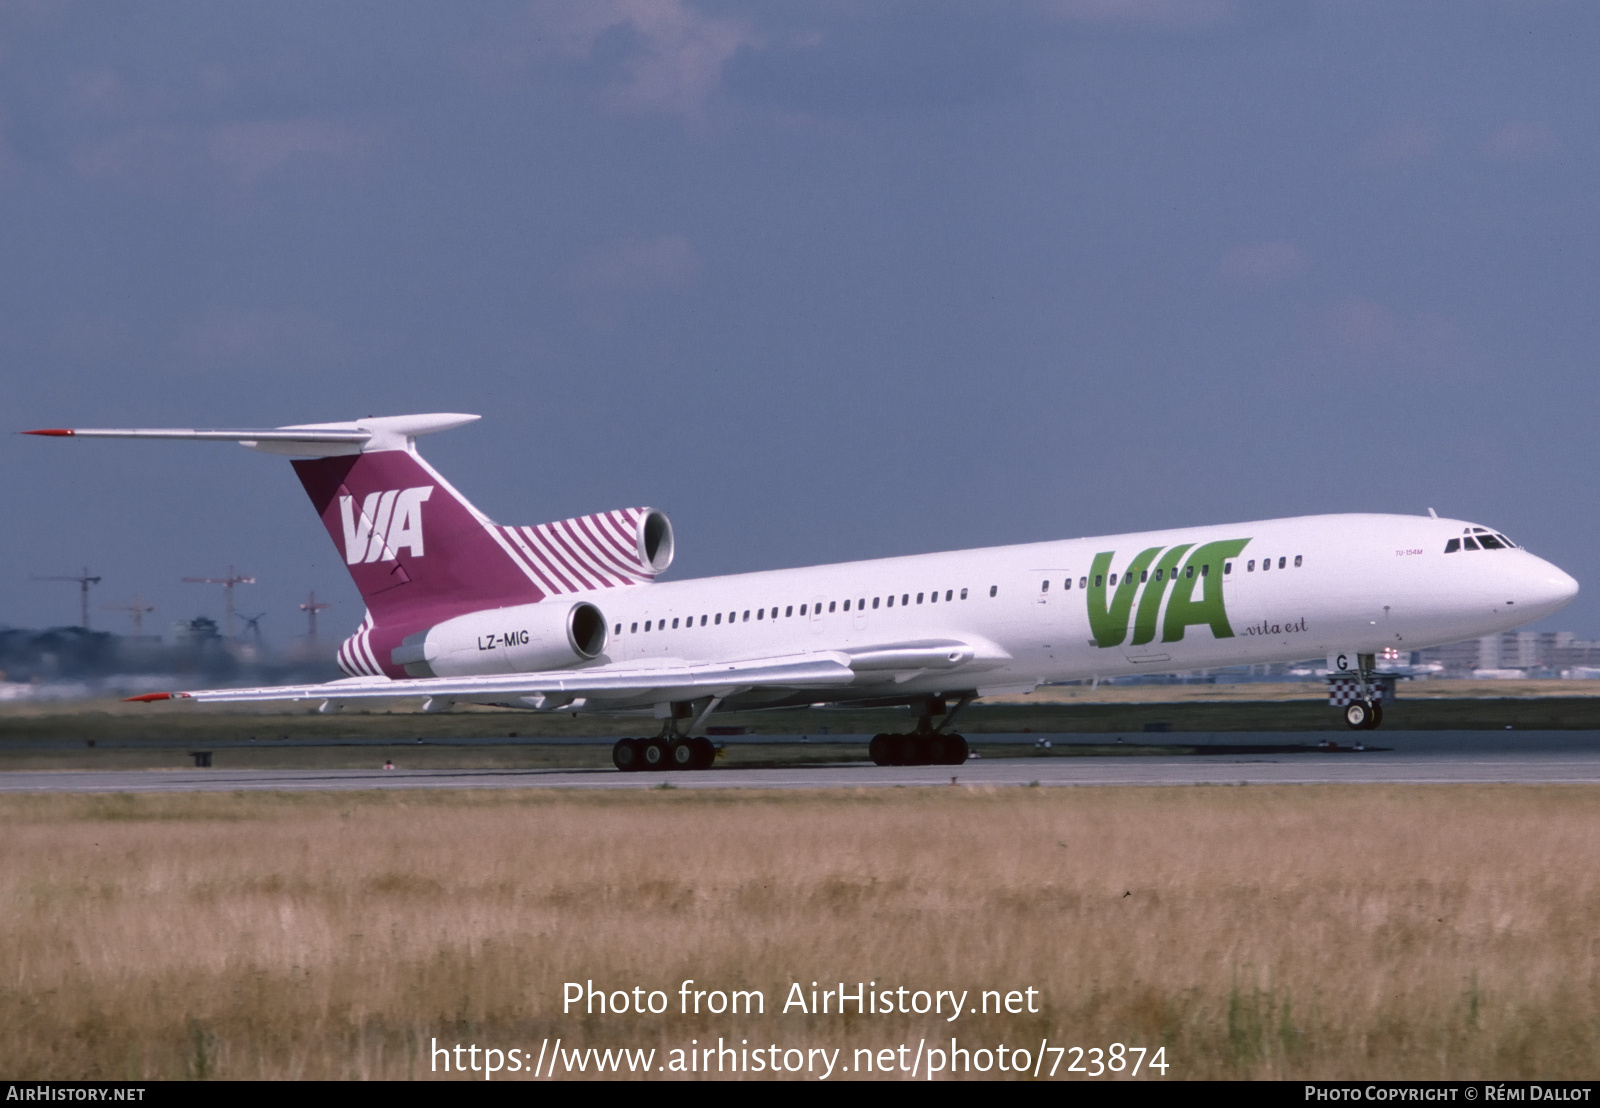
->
[1414,631,1600,677]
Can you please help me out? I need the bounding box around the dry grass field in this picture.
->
[4,786,1599,1080]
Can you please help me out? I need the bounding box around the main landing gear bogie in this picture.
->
[869,732,969,767]
[612,735,716,772]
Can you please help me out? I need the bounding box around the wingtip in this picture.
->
[125,692,182,702]
[21,429,74,436]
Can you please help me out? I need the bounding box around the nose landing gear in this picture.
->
[1328,653,1393,731]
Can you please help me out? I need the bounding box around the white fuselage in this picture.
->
[500,512,1575,704]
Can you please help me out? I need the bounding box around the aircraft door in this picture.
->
[1032,571,1071,660]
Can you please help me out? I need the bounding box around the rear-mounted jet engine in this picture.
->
[389,600,608,677]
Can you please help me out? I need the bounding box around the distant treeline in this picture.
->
[0,622,338,684]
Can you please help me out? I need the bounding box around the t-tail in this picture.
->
[24,414,674,677]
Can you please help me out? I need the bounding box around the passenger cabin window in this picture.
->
[1093,576,1102,588]
[1077,579,1085,590]
[1185,566,1194,578]
[1064,579,1073,590]
[714,613,722,625]
[930,590,938,602]
[946,590,953,601]
[743,610,750,621]
[901,594,909,605]
[989,586,998,597]
[843,600,850,612]
[672,618,679,629]
[1294,556,1302,567]
[857,599,865,609]
[1109,574,1118,586]
[614,623,621,634]
[1248,560,1255,571]
[1140,570,1148,583]
[1224,563,1232,575]
[631,622,638,633]
[799,604,807,616]
[887,595,894,607]
[1277,557,1285,569]
[872,597,880,609]
[917,593,924,604]
[829,602,837,613]
[1262,558,1270,572]
[786,606,793,617]
[757,609,764,620]
[961,588,969,599]
[1201,564,1209,576]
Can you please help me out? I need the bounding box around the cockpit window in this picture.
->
[1497,534,1517,548]
[1477,534,1505,550]
[1444,539,1460,553]
[1463,536,1481,551]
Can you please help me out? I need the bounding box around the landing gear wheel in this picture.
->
[1370,702,1383,729]
[911,735,933,766]
[890,734,915,766]
[945,734,970,765]
[689,736,715,770]
[642,738,668,770]
[869,733,893,767]
[1343,700,1379,731]
[925,733,949,766]
[668,739,696,770]
[612,738,643,772]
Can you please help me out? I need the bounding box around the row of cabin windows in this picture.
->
[1040,554,1304,593]
[616,586,984,635]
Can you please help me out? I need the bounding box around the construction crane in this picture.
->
[299,590,332,646]
[181,566,255,640]
[103,594,156,636]
[33,567,102,629]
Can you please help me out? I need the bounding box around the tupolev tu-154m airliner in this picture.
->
[26,413,1579,770]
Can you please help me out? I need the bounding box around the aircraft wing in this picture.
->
[131,652,860,708]
[127,640,1004,709]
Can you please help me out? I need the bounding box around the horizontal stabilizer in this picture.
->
[23,413,479,457]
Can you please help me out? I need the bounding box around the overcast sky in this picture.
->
[3,0,1598,647]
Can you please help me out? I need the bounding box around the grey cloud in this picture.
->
[1357,119,1439,167]
[462,0,762,120]
[1313,296,1476,375]
[565,234,699,292]
[1219,240,1308,285]
[1039,0,1238,30]
[1480,120,1558,161]
[206,118,376,182]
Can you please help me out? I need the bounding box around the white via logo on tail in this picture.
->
[339,486,434,565]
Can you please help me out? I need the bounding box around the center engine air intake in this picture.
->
[391,599,608,678]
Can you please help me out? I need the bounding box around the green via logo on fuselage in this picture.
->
[1086,539,1251,648]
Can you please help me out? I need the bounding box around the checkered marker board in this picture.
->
[1327,675,1397,706]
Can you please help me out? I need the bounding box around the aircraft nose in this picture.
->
[1519,557,1579,619]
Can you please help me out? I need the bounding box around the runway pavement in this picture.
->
[4,731,1600,792]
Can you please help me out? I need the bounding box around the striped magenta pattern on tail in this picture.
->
[336,611,382,677]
